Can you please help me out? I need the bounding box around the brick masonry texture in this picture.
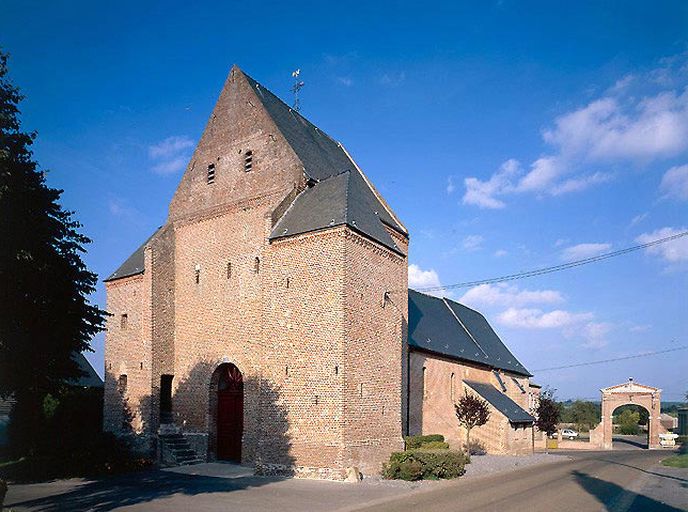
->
[104,66,534,479]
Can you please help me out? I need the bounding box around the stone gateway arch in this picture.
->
[590,378,664,449]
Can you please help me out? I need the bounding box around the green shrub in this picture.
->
[417,441,449,450]
[383,449,467,480]
[618,424,640,435]
[404,434,445,450]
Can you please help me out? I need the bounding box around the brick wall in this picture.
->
[103,274,153,450]
[408,351,533,455]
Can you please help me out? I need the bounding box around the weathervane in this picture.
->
[291,69,305,112]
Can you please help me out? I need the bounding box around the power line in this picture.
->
[533,345,688,372]
[418,230,688,292]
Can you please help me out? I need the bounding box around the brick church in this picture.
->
[103,66,539,479]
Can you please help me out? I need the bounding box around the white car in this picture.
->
[562,428,579,440]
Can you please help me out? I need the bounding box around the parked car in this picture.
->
[562,428,579,440]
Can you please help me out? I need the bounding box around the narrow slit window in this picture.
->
[450,372,455,402]
[244,150,253,172]
[422,367,427,399]
[207,163,216,184]
[359,383,364,398]
[118,374,128,394]
[254,257,260,274]
[194,265,200,284]
[226,262,232,279]
[120,313,128,330]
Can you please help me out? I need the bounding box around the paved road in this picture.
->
[5,450,685,511]
[355,450,687,512]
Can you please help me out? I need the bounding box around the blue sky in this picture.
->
[2,1,687,400]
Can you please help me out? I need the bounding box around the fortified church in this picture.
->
[104,66,539,478]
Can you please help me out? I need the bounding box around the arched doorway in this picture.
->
[213,363,244,462]
[595,379,663,449]
[610,403,650,449]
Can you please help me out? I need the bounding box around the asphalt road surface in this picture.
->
[354,450,687,512]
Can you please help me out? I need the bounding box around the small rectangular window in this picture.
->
[244,150,253,172]
[226,262,232,279]
[207,164,216,184]
[120,314,128,330]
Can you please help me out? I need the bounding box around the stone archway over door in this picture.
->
[216,363,244,461]
[599,379,662,449]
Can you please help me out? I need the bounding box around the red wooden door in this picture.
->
[217,364,243,462]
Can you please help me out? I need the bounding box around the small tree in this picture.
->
[454,392,490,456]
[535,389,561,453]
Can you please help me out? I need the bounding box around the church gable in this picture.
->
[167,66,306,222]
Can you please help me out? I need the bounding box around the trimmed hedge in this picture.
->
[404,434,445,450]
[383,449,467,481]
[417,441,450,450]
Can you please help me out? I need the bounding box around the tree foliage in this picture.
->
[454,392,490,454]
[535,389,560,437]
[560,400,600,431]
[0,50,106,453]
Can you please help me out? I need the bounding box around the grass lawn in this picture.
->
[662,453,688,468]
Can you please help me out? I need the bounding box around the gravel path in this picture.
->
[361,452,568,489]
[462,453,568,479]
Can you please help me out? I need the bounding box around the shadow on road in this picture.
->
[613,436,647,450]
[5,470,285,512]
[572,470,684,512]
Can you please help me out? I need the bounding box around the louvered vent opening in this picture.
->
[207,163,216,184]
[244,150,253,172]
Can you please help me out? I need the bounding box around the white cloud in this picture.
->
[148,136,194,159]
[560,242,612,262]
[497,307,593,329]
[550,172,614,196]
[336,76,353,87]
[148,135,194,175]
[579,322,612,349]
[660,164,688,200]
[462,234,484,251]
[460,283,563,309]
[462,159,519,209]
[543,91,688,163]
[494,249,508,258]
[636,226,688,263]
[462,54,688,207]
[446,176,455,194]
[629,212,649,227]
[408,264,443,293]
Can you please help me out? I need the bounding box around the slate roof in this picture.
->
[71,353,104,388]
[408,289,532,377]
[243,71,407,247]
[270,170,402,253]
[464,380,535,423]
[105,230,158,282]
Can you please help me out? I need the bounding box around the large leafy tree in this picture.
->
[0,51,106,453]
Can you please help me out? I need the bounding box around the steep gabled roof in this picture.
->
[408,289,531,377]
[464,380,535,423]
[105,230,158,282]
[269,170,402,254]
[242,70,406,249]
[70,353,104,388]
[107,68,407,282]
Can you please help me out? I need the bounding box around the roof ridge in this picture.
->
[339,144,408,234]
[239,69,343,147]
[442,297,490,360]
